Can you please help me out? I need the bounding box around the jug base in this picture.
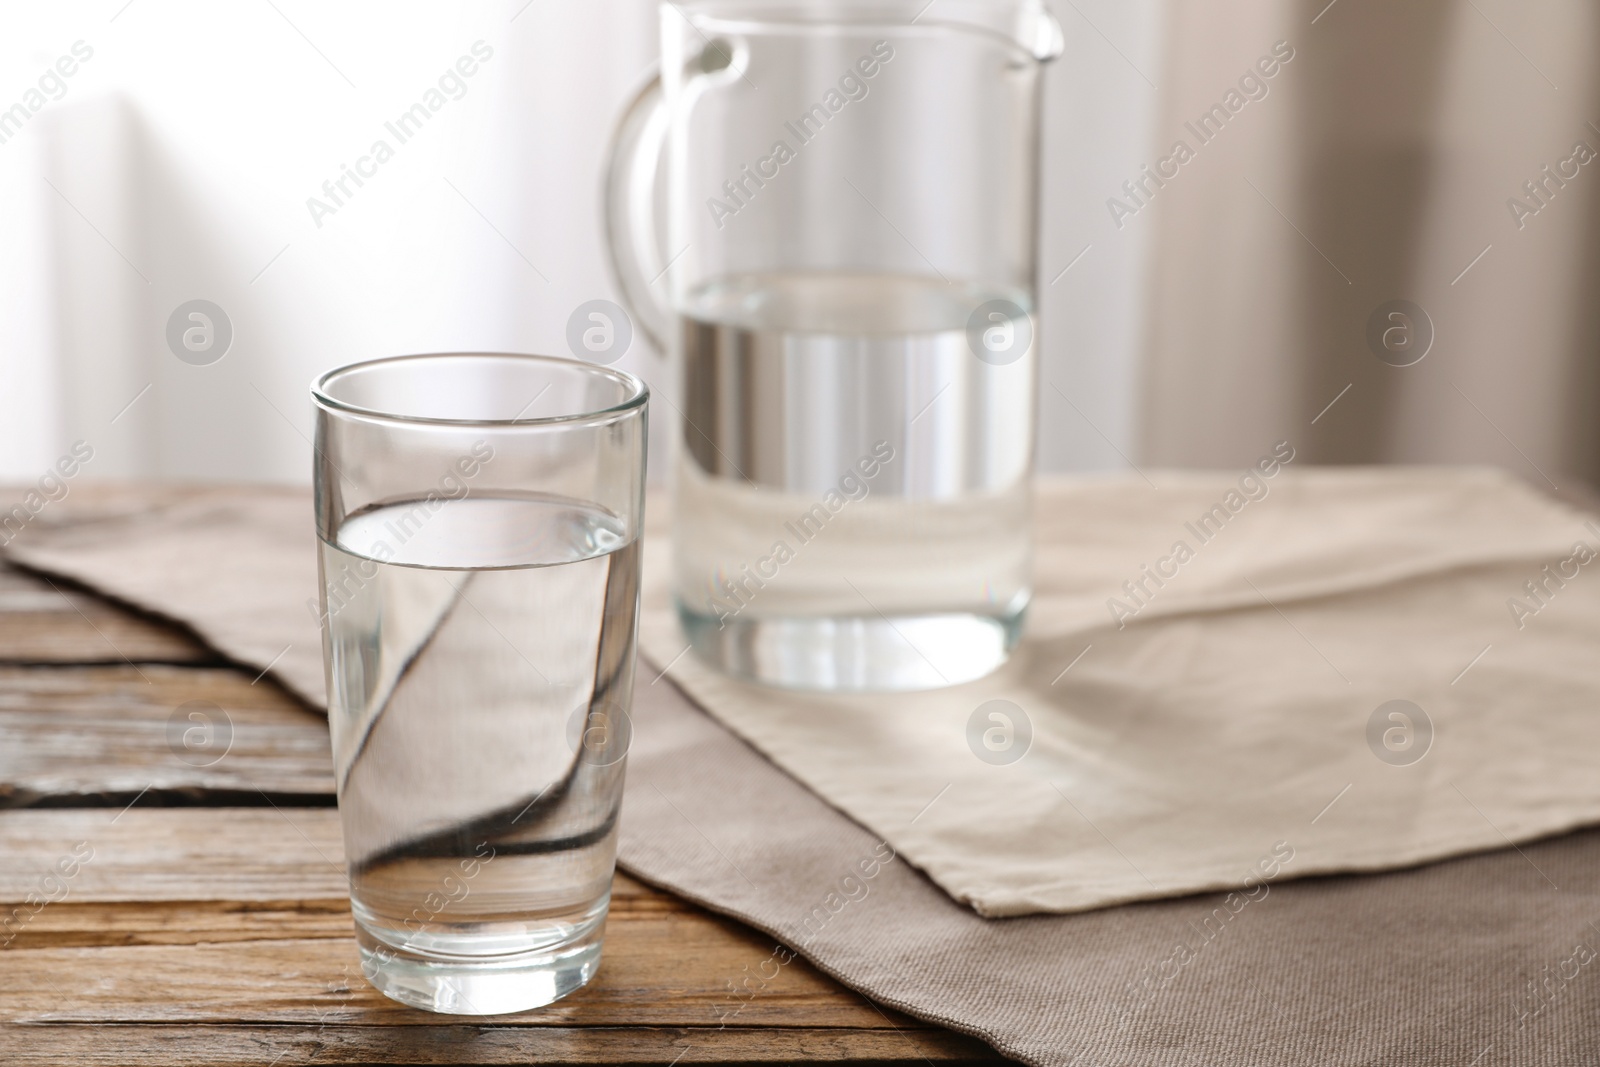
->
[676,602,1024,692]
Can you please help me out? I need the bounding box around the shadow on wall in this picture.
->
[1140,0,1600,485]
[1292,0,1600,479]
[1290,0,1455,466]
[39,94,312,481]
[40,93,151,478]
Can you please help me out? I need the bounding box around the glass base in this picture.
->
[353,908,605,1016]
[678,602,1025,692]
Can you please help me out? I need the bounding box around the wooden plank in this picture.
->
[0,889,688,949]
[0,1023,999,1065]
[0,806,667,904]
[0,706,996,1057]
[0,816,936,1039]
[0,935,896,1030]
[0,895,971,1034]
[0,563,212,664]
[0,665,332,806]
[0,808,345,901]
[0,899,354,947]
[0,809,997,1049]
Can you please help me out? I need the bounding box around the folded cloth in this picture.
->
[642,467,1600,914]
[7,471,1600,1065]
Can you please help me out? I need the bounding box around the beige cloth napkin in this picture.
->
[641,466,1600,914]
[9,473,1600,1065]
[21,469,1600,916]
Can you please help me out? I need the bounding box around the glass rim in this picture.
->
[311,351,649,428]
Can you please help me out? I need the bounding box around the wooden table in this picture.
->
[0,538,1005,1065]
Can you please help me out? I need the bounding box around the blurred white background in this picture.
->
[0,0,1162,484]
[18,1,1587,490]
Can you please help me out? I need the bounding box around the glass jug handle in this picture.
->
[603,69,672,356]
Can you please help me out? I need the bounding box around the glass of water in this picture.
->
[311,353,647,1015]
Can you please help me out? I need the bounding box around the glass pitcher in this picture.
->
[606,0,1062,692]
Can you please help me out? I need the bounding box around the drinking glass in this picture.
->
[607,0,1062,691]
[311,353,648,1015]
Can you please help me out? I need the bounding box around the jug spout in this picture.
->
[898,0,1064,62]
